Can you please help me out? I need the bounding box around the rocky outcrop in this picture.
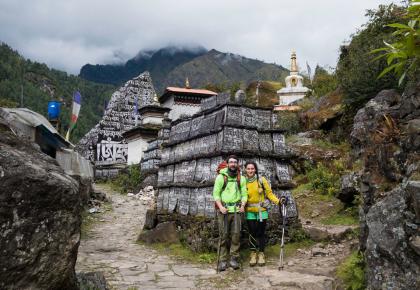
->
[350,82,420,289]
[0,131,83,290]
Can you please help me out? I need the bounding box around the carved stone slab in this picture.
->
[275,161,291,182]
[271,190,298,218]
[194,158,212,182]
[243,129,259,152]
[222,127,243,152]
[197,187,206,216]
[242,107,256,127]
[225,106,242,126]
[204,188,216,217]
[258,158,275,185]
[217,92,230,105]
[200,114,216,134]
[213,108,226,130]
[258,133,273,153]
[157,189,164,213]
[168,187,178,213]
[162,188,170,211]
[256,109,272,129]
[189,188,199,216]
[190,115,204,138]
[201,95,217,111]
[178,188,190,215]
[273,133,286,155]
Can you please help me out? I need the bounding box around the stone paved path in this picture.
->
[76,184,352,290]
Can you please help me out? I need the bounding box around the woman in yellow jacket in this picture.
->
[244,161,280,266]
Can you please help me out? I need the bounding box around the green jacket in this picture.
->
[212,168,248,213]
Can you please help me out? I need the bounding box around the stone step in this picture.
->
[302,223,357,242]
[258,269,335,290]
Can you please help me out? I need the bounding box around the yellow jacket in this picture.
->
[246,176,279,212]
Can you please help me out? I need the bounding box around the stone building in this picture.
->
[274,51,310,109]
[159,79,217,121]
[77,72,156,178]
[143,92,299,250]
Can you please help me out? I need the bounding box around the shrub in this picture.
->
[108,165,143,194]
[307,163,340,196]
[337,251,366,290]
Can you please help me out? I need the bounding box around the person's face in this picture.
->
[245,164,256,178]
[228,158,238,170]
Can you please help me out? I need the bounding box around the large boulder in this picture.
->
[351,82,420,289]
[0,131,82,290]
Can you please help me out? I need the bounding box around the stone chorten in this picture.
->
[275,51,310,107]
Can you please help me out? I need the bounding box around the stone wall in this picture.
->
[149,93,299,250]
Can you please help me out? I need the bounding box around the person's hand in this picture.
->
[239,205,245,213]
[219,206,228,214]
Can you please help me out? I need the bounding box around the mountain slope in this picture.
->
[79,47,289,93]
[0,42,116,142]
[79,46,207,90]
[163,49,289,90]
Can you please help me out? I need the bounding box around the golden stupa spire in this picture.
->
[153,92,159,103]
[185,77,190,89]
[290,50,298,73]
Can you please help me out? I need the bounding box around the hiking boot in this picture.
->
[249,251,257,267]
[217,261,228,272]
[229,257,240,270]
[257,252,266,266]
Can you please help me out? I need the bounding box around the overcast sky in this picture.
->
[0,0,397,75]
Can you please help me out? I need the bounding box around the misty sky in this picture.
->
[0,0,397,75]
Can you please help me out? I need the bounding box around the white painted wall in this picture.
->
[162,96,201,121]
[127,137,149,165]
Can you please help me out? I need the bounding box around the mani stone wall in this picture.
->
[153,93,298,250]
[77,72,156,178]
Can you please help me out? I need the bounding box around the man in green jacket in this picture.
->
[213,155,247,271]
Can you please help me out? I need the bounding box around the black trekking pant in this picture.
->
[247,219,267,252]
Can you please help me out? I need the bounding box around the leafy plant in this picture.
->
[108,165,143,194]
[371,0,420,85]
[337,251,366,290]
[307,163,340,196]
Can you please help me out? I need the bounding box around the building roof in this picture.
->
[122,124,161,140]
[138,104,171,115]
[0,107,70,147]
[160,87,217,103]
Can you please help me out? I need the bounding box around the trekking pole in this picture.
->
[278,198,287,270]
[216,211,227,273]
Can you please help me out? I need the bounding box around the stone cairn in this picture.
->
[142,92,299,251]
[77,72,156,178]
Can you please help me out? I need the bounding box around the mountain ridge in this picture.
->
[80,46,289,93]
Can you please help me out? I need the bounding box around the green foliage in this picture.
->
[274,111,301,133]
[0,42,116,142]
[336,4,405,109]
[307,163,341,196]
[143,242,217,264]
[108,165,143,194]
[310,65,338,98]
[0,98,18,108]
[371,0,420,85]
[337,251,366,290]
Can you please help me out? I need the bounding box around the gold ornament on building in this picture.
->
[185,77,190,89]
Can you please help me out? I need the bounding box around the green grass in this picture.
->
[141,242,217,264]
[336,251,366,290]
[80,202,112,239]
[265,239,316,259]
[321,214,359,226]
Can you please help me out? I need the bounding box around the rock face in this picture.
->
[77,71,156,178]
[0,131,82,290]
[350,83,420,289]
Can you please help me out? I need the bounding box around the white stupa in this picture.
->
[275,51,310,107]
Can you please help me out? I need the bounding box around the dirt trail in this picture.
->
[76,184,352,290]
